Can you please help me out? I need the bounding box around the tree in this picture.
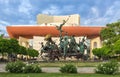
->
[100,21,120,57]
[0,30,4,39]
[0,38,9,59]
[0,38,20,61]
[27,48,39,58]
[92,48,103,59]
[113,40,120,54]
[92,46,112,60]
[18,46,27,55]
[0,34,4,39]
[7,38,20,54]
[100,21,120,46]
[6,38,20,61]
[17,46,28,60]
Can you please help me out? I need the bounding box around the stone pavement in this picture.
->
[42,67,95,73]
[0,63,95,73]
[0,63,6,72]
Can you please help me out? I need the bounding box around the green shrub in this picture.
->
[95,60,119,74]
[32,64,42,73]
[59,64,77,73]
[23,64,33,73]
[6,61,25,73]
[23,64,42,73]
[6,61,42,73]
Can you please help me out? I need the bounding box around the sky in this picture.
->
[0,0,120,35]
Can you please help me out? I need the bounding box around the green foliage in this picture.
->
[6,61,42,73]
[8,38,20,54]
[0,32,4,39]
[100,21,120,45]
[92,48,103,59]
[0,39,9,53]
[95,60,119,74]
[100,28,116,41]
[92,46,111,60]
[18,46,27,55]
[101,46,112,56]
[100,21,120,57]
[0,37,39,61]
[27,48,39,57]
[1,73,120,77]
[23,64,42,73]
[113,40,120,54]
[0,38,20,54]
[59,64,77,73]
[5,61,25,73]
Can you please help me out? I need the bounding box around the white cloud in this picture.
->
[103,1,120,22]
[82,1,120,26]
[83,17,108,26]
[91,7,99,18]
[0,20,10,25]
[41,5,61,15]
[18,0,33,16]
[0,25,7,36]
[0,26,6,35]
[0,25,5,30]
[0,20,10,35]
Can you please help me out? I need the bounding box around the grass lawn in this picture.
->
[37,61,102,67]
[0,73,120,77]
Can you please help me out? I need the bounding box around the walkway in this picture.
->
[0,63,95,73]
[42,67,95,73]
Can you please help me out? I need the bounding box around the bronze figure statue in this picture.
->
[56,16,70,37]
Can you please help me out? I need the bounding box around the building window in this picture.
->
[93,42,97,48]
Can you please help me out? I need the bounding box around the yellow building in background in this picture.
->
[37,14,80,26]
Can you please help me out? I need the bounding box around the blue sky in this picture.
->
[0,0,120,35]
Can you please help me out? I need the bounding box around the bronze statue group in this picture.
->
[40,16,89,61]
[40,34,89,61]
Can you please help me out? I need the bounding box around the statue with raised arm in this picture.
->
[56,16,70,37]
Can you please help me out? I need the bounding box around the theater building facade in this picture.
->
[6,14,103,58]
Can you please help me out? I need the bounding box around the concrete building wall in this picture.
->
[33,36,44,51]
[19,36,29,48]
[37,14,53,25]
[37,14,80,26]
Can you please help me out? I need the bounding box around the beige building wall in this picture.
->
[37,14,53,25]
[37,14,80,26]
[19,36,29,48]
[33,36,44,51]
[90,36,102,59]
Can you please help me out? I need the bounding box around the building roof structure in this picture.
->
[6,26,103,39]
